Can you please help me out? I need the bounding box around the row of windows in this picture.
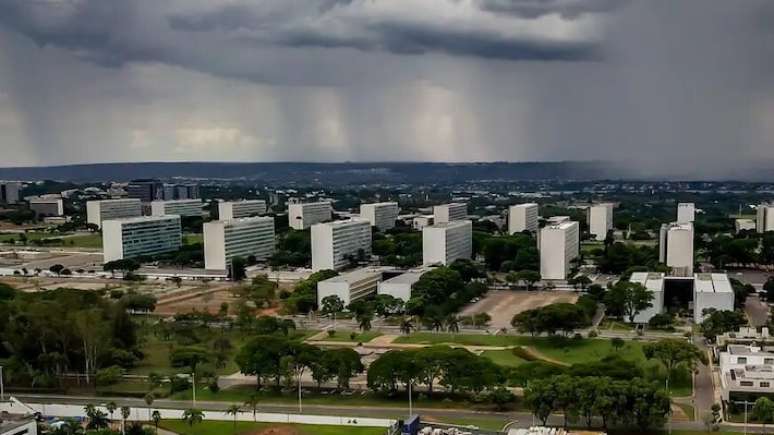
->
[740,381,771,388]
[737,357,774,364]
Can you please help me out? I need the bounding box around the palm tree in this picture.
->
[106,401,117,424]
[225,404,241,433]
[144,393,155,421]
[182,408,204,427]
[120,406,131,435]
[357,313,372,331]
[151,410,161,435]
[399,317,414,335]
[244,393,260,422]
[445,315,460,334]
[431,316,443,332]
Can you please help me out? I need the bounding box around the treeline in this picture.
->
[511,296,597,336]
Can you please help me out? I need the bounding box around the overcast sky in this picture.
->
[1,0,773,177]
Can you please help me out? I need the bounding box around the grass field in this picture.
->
[160,420,384,435]
[481,349,526,367]
[319,330,382,343]
[0,232,102,248]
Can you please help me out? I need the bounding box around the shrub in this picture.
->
[96,366,124,386]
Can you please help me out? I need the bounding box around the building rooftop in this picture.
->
[544,220,577,230]
[380,270,425,285]
[319,267,394,284]
[695,273,733,294]
[106,215,181,224]
[361,202,397,207]
[545,216,570,224]
[151,199,202,204]
[727,345,774,357]
[314,218,369,229]
[663,221,693,231]
[425,220,471,229]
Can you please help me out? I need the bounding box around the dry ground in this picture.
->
[459,290,579,329]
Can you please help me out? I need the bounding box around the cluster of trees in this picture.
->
[525,375,670,430]
[593,242,660,274]
[404,263,487,320]
[511,300,595,336]
[705,233,774,268]
[281,269,338,314]
[699,309,747,340]
[372,229,422,268]
[478,233,539,272]
[367,346,508,398]
[602,281,654,323]
[0,286,142,388]
[269,229,311,267]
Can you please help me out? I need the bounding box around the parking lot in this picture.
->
[460,290,579,329]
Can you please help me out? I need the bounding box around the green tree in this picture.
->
[121,406,131,435]
[604,281,654,323]
[182,408,204,427]
[106,401,118,423]
[611,337,625,352]
[244,393,260,421]
[399,317,414,335]
[225,404,241,433]
[643,339,707,387]
[320,295,344,316]
[144,393,155,421]
[753,397,774,432]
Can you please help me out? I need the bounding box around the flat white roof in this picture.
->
[320,267,393,284]
[361,202,397,206]
[314,218,369,228]
[545,220,577,230]
[663,221,693,231]
[151,199,202,204]
[380,270,425,285]
[630,272,665,292]
[695,273,733,293]
[106,215,180,224]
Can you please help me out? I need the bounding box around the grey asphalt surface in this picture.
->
[745,294,770,327]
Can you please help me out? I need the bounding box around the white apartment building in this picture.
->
[29,197,64,217]
[288,202,332,230]
[86,199,143,228]
[204,216,275,270]
[588,203,614,241]
[433,203,467,224]
[377,270,425,302]
[719,345,774,402]
[758,204,774,233]
[539,220,580,280]
[360,202,399,231]
[0,182,20,204]
[509,203,539,234]
[412,215,434,231]
[422,220,473,266]
[311,219,372,271]
[628,272,734,323]
[316,267,389,306]
[677,203,695,223]
[736,218,756,233]
[150,199,203,218]
[659,222,694,276]
[218,200,267,220]
[102,215,182,262]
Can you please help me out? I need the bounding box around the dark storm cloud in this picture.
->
[478,0,623,19]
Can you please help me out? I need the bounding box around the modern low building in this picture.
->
[539,220,580,280]
[0,182,21,204]
[433,203,467,224]
[204,216,275,270]
[126,179,163,202]
[412,215,434,231]
[659,222,694,276]
[422,220,472,266]
[102,215,182,262]
[588,203,614,241]
[377,269,425,302]
[150,199,203,218]
[218,200,267,220]
[360,202,399,231]
[28,196,64,217]
[288,202,332,230]
[311,219,372,271]
[509,203,539,234]
[628,272,734,323]
[736,218,757,233]
[719,345,774,403]
[758,204,774,233]
[86,198,143,228]
[677,203,695,223]
[316,267,392,306]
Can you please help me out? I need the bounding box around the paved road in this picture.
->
[693,340,716,423]
[745,294,770,327]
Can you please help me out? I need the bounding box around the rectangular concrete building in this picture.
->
[377,270,425,302]
[736,218,756,233]
[86,198,142,228]
[539,220,580,280]
[311,219,372,271]
[0,182,20,204]
[508,203,539,234]
[288,202,332,230]
[204,216,275,270]
[629,272,734,323]
[659,222,694,276]
[433,203,467,224]
[102,215,182,262]
[694,273,735,321]
[422,220,472,266]
[758,204,774,233]
[360,202,399,231]
[150,199,203,218]
[412,215,434,231]
[677,203,695,223]
[218,200,267,220]
[588,203,614,241]
[316,267,389,306]
[29,197,64,217]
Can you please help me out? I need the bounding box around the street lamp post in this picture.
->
[192,372,196,408]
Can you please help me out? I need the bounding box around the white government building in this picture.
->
[736,218,757,233]
[86,198,143,228]
[218,200,267,220]
[311,219,372,271]
[628,272,734,323]
[203,216,275,270]
[677,202,696,223]
[412,215,434,231]
[720,345,774,403]
[102,215,182,262]
[29,196,64,217]
[150,199,203,218]
[359,202,399,231]
[433,203,468,224]
[316,267,392,306]
[539,220,580,280]
[659,222,694,276]
[0,181,21,204]
[758,203,774,233]
[422,220,473,266]
[588,203,614,241]
[377,269,425,302]
[508,203,539,234]
[288,201,332,230]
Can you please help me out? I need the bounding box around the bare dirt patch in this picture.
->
[460,290,579,329]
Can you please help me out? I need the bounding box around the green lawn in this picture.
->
[0,232,102,248]
[395,333,646,365]
[320,330,382,343]
[481,349,526,367]
[183,233,203,245]
[160,420,384,435]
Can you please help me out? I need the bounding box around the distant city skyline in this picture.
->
[1,0,773,178]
